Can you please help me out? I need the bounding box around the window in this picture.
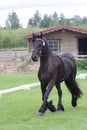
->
[47,40,60,54]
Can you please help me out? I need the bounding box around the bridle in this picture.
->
[36,38,46,46]
[32,38,47,57]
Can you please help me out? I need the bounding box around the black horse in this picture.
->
[31,32,82,116]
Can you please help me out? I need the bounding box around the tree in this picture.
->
[33,10,41,27]
[71,15,82,26]
[40,14,51,28]
[27,18,34,27]
[6,11,21,29]
[51,12,59,26]
[27,11,87,29]
[82,16,87,25]
[27,10,41,27]
[59,13,66,25]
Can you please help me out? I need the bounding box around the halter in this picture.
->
[36,38,45,46]
[34,38,47,57]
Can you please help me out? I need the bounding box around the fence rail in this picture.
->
[0,50,28,62]
[75,55,87,59]
[0,50,87,62]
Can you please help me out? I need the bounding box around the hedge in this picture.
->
[0,28,43,49]
[76,59,87,70]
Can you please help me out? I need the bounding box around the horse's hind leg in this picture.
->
[56,82,64,111]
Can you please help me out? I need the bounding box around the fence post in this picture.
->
[14,51,17,67]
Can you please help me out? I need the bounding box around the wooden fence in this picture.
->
[0,50,87,63]
[0,50,29,62]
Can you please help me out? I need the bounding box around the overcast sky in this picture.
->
[0,0,87,27]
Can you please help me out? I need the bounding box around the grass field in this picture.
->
[0,71,87,130]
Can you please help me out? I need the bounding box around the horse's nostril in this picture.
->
[32,56,38,62]
[34,56,37,59]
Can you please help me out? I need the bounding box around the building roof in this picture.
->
[24,25,87,39]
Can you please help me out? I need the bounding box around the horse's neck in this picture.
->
[40,44,52,65]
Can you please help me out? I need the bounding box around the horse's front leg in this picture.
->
[56,82,64,111]
[40,81,47,101]
[38,79,55,116]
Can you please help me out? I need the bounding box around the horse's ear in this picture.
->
[32,33,35,38]
[40,32,43,38]
[32,33,35,41]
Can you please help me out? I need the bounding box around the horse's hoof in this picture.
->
[48,100,56,112]
[57,109,64,112]
[72,99,77,107]
[72,102,77,107]
[37,111,44,116]
[57,106,64,111]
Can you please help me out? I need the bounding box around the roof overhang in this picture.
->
[24,25,87,40]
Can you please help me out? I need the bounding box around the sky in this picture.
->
[0,0,87,27]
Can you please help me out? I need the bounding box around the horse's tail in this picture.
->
[65,77,82,98]
[72,81,82,98]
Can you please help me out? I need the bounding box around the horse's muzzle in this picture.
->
[31,56,38,62]
[31,50,40,62]
[31,54,38,62]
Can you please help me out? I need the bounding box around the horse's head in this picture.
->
[31,32,46,62]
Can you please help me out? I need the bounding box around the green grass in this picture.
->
[0,71,87,130]
[0,74,38,90]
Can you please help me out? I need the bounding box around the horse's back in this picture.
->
[58,52,75,66]
[58,53,76,78]
[59,53,75,61]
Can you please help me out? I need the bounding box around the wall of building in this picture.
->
[44,30,78,55]
[27,30,87,56]
[59,31,77,55]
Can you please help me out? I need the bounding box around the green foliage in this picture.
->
[0,28,43,49]
[27,10,41,28]
[76,59,87,70]
[40,14,52,28]
[0,74,38,89]
[27,10,87,28]
[6,11,21,29]
[0,72,87,130]
[1,10,87,29]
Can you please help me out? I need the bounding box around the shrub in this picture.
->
[76,59,87,70]
[0,28,43,49]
